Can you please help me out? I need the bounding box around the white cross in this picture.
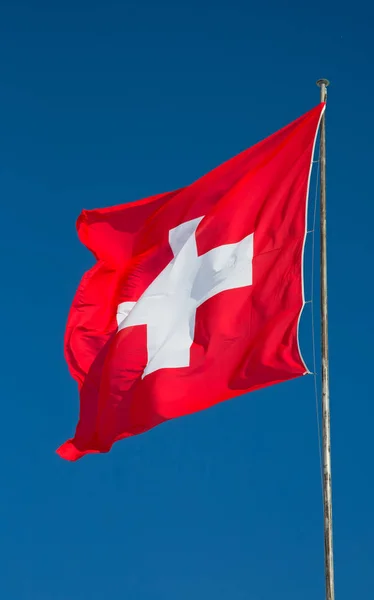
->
[116,217,254,377]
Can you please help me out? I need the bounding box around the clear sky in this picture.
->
[1,1,373,598]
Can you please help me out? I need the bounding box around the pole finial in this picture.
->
[316,79,330,102]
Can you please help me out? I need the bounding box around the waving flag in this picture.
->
[58,103,324,461]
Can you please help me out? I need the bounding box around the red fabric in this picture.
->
[58,103,324,461]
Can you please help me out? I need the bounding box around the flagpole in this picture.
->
[316,78,335,600]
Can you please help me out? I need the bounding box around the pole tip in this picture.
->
[316,79,330,87]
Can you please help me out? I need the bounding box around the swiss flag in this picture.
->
[58,103,324,461]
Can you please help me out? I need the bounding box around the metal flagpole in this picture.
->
[316,78,335,600]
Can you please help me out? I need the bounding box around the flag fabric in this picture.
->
[58,103,324,461]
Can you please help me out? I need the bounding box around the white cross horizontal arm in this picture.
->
[116,217,253,377]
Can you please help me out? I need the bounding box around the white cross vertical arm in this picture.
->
[117,217,254,377]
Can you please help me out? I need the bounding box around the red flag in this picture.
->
[58,104,324,461]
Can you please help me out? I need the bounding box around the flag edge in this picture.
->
[297,102,326,375]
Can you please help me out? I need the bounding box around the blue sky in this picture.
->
[1,1,373,598]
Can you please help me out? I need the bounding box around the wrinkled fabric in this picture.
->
[57,103,324,461]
